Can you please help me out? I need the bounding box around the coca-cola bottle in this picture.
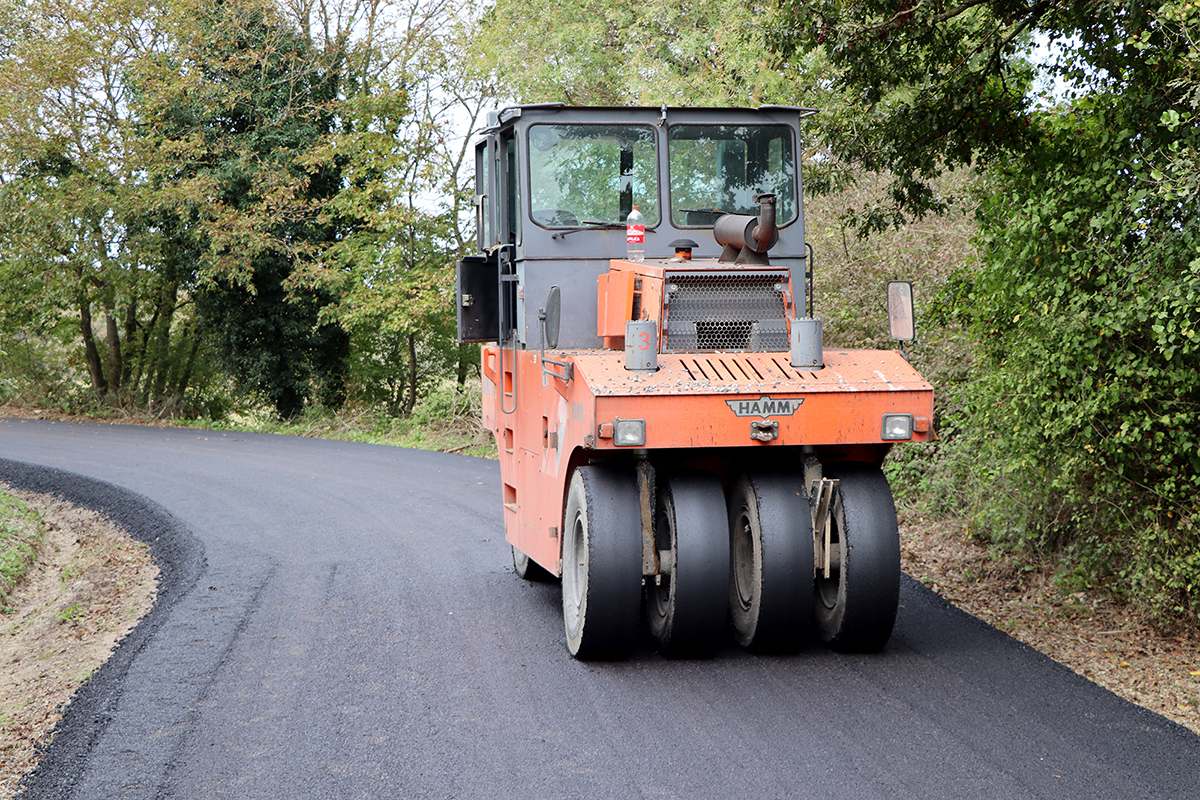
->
[626,206,645,262]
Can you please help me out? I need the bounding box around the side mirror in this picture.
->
[887,281,915,341]
[540,285,561,349]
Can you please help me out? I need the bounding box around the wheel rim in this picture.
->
[731,509,755,613]
[650,503,674,630]
[815,496,842,611]
[564,514,586,639]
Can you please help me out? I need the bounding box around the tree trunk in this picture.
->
[404,331,418,415]
[151,282,178,400]
[104,301,122,396]
[122,298,138,387]
[456,343,476,388]
[175,334,201,397]
[133,300,163,399]
[79,293,106,394]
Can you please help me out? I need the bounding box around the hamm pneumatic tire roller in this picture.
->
[457,104,934,659]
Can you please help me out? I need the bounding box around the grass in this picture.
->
[183,382,499,458]
[0,490,43,613]
[55,603,83,623]
[1,380,500,460]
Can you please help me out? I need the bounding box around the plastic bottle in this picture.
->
[626,206,645,262]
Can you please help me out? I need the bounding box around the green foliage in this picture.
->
[0,490,42,611]
[287,11,493,418]
[185,380,495,456]
[961,89,1200,621]
[778,0,1200,623]
[773,0,1044,231]
[0,0,488,421]
[476,0,821,105]
[56,603,84,622]
[131,0,353,418]
[0,0,227,408]
[890,0,1199,623]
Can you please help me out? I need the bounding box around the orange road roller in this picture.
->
[457,105,934,659]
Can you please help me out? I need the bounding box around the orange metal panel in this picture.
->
[482,343,934,577]
[597,269,635,337]
[573,350,933,449]
[481,345,596,576]
[572,349,931,397]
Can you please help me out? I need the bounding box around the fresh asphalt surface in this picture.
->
[2,420,1197,800]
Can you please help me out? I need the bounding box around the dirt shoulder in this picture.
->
[0,488,158,800]
[900,512,1200,735]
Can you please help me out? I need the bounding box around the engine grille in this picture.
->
[661,271,789,352]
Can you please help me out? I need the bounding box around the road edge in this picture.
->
[0,459,205,800]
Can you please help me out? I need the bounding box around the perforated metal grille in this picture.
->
[661,271,788,352]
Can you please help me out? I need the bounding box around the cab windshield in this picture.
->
[526,124,660,228]
[668,125,797,228]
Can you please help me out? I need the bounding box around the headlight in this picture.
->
[613,418,647,447]
[881,414,913,441]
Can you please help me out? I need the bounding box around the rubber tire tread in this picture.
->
[727,472,814,653]
[650,471,730,658]
[562,466,643,660]
[813,463,901,653]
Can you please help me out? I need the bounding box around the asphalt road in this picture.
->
[2,419,1198,800]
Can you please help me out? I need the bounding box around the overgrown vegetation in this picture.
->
[181,380,494,457]
[782,0,1200,626]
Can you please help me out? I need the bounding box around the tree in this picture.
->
[132,0,353,418]
[288,0,495,414]
[0,0,214,407]
[2,0,496,419]
[773,0,1200,620]
[474,0,818,106]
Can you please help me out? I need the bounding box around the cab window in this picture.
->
[526,124,659,228]
[668,125,797,227]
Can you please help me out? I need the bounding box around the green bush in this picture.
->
[933,94,1200,626]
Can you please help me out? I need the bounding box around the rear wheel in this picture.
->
[562,467,643,660]
[648,471,729,658]
[813,464,901,652]
[727,472,813,652]
[512,545,553,582]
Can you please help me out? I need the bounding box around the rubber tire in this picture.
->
[648,471,730,658]
[813,463,901,652]
[562,466,643,660]
[727,472,814,653]
[512,545,554,582]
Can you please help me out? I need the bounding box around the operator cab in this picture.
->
[457,105,815,351]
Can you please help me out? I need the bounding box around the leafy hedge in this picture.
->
[950,91,1200,623]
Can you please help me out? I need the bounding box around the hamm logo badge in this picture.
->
[726,395,805,418]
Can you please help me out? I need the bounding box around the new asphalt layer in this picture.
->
[3,419,1198,799]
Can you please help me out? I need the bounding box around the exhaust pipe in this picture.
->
[714,194,778,265]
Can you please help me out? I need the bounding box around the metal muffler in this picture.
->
[714,194,778,265]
